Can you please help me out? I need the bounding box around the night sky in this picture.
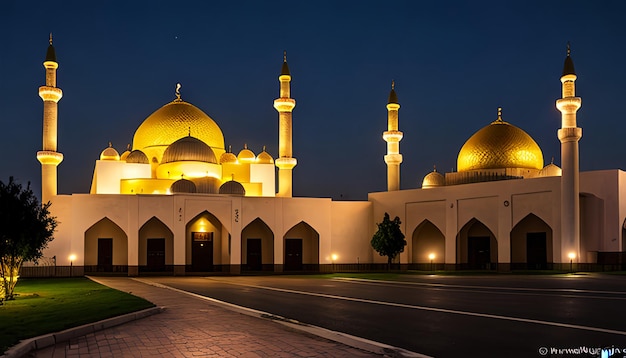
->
[1,1,625,201]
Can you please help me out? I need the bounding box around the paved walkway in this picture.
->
[29,277,386,358]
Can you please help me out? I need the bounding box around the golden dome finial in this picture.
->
[49,33,53,45]
[496,107,503,122]
[566,41,571,57]
[391,80,395,90]
[244,143,248,150]
[108,141,112,148]
[175,83,182,101]
[433,164,437,172]
[228,145,232,153]
[262,145,266,152]
[126,143,131,150]
[551,156,555,164]
[283,51,287,62]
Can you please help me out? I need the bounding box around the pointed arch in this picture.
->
[186,211,225,272]
[456,218,497,269]
[241,218,274,271]
[283,221,319,271]
[411,220,445,265]
[84,217,128,273]
[510,213,553,269]
[139,217,174,272]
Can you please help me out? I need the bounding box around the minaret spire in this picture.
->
[556,43,582,265]
[37,35,64,203]
[383,80,403,191]
[274,52,297,197]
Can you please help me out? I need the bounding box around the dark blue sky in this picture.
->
[1,1,625,200]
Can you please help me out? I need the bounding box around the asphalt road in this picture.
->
[148,274,626,357]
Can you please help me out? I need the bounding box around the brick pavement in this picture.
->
[28,277,390,358]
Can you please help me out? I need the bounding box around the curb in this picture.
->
[1,306,163,358]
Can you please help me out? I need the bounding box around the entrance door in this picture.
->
[284,238,303,271]
[97,238,113,272]
[527,232,547,269]
[468,236,490,269]
[247,238,262,271]
[147,238,165,271]
[192,232,213,271]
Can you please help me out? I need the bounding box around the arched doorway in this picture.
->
[283,222,319,271]
[457,218,497,270]
[510,214,553,269]
[84,217,128,273]
[139,217,174,273]
[186,211,224,272]
[241,218,274,272]
[412,220,445,269]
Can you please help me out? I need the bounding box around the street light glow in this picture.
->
[428,253,435,260]
[69,254,76,262]
[568,252,576,260]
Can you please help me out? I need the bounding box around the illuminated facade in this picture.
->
[32,38,626,276]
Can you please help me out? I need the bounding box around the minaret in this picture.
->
[556,44,582,262]
[383,81,403,191]
[37,34,64,204]
[273,52,297,197]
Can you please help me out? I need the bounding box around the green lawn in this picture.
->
[0,277,154,354]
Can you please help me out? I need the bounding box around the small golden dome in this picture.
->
[219,180,246,196]
[132,99,225,162]
[422,169,445,188]
[220,145,237,164]
[256,146,274,164]
[120,144,131,161]
[126,149,149,164]
[237,144,256,163]
[170,178,197,193]
[539,162,562,177]
[100,143,120,161]
[162,136,217,164]
[457,111,543,172]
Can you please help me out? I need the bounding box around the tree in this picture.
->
[0,177,56,304]
[371,212,406,270]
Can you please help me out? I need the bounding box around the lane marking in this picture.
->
[333,277,626,296]
[207,278,626,337]
[331,278,626,300]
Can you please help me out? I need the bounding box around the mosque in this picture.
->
[31,37,626,276]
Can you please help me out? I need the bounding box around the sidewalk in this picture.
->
[28,277,395,357]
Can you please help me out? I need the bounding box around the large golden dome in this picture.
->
[132,99,225,163]
[457,116,543,172]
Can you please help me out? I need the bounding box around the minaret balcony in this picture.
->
[273,98,296,112]
[275,157,297,170]
[383,130,403,142]
[384,153,403,165]
[37,150,64,165]
[38,86,63,102]
[556,97,581,112]
[557,127,582,143]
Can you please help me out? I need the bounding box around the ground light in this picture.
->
[568,252,576,273]
[428,253,435,272]
[69,254,76,277]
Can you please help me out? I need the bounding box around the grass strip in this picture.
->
[0,277,154,354]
